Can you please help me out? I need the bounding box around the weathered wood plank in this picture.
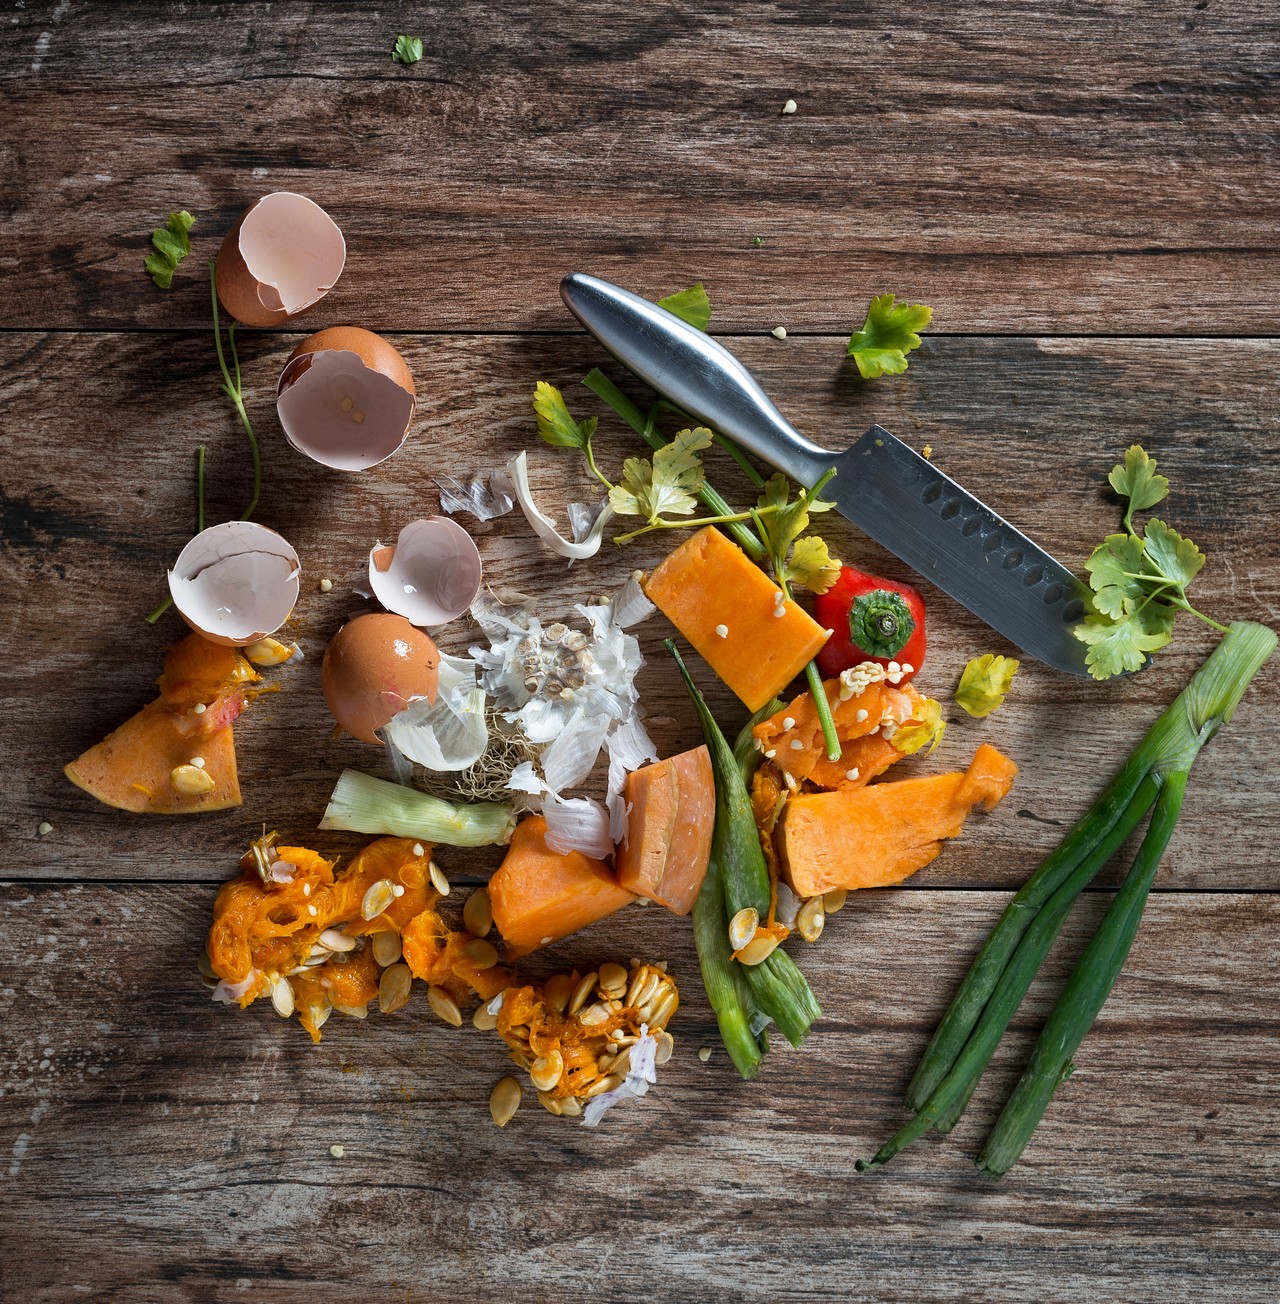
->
[2,1,1277,332]
[2,883,1277,1302]
[4,331,1277,887]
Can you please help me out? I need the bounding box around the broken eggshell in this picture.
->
[367,517,482,627]
[215,192,347,328]
[276,326,416,471]
[167,520,300,647]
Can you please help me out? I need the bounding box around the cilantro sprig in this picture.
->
[1073,445,1225,679]
[145,210,195,289]
[393,35,423,64]
[847,293,932,379]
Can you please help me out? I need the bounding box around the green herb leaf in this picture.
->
[533,380,597,451]
[658,283,711,331]
[786,535,841,594]
[1084,533,1149,619]
[1075,603,1176,680]
[393,34,423,64]
[1108,445,1169,519]
[892,697,946,755]
[1142,519,1205,590]
[144,210,196,289]
[609,427,712,521]
[846,293,932,380]
[955,654,1021,719]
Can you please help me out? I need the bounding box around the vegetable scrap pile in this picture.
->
[72,200,1271,1163]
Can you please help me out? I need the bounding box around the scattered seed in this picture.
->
[714,623,729,638]
[329,1144,345,1158]
[797,896,825,943]
[729,907,760,952]
[197,948,216,981]
[698,1046,713,1063]
[243,636,296,667]
[333,1002,368,1019]
[307,904,318,917]
[319,577,333,592]
[189,755,206,769]
[845,767,861,782]
[736,933,780,967]
[361,878,397,921]
[855,709,869,723]
[427,985,463,1027]
[170,763,215,796]
[789,739,805,751]
[584,1072,623,1099]
[823,888,848,913]
[192,702,207,715]
[537,1090,565,1115]
[318,928,357,953]
[782,717,796,730]
[378,963,413,1014]
[539,934,553,945]
[490,1076,522,1127]
[270,977,295,1018]
[472,1003,499,1031]
[782,98,797,114]
[463,887,493,937]
[371,931,402,967]
[629,967,661,1011]
[578,1001,612,1027]
[37,821,53,837]
[771,326,787,339]
[530,1048,565,1092]
[462,938,499,969]
[428,861,450,896]
[648,987,679,1028]
[559,1096,583,1118]
[654,1030,675,1065]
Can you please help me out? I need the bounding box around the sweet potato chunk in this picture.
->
[615,746,714,916]
[490,815,636,957]
[778,744,1018,897]
[644,527,828,711]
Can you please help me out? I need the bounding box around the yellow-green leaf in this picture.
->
[658,283,711,331]
[955,654,1021,719]
[892,697,946,755]
[786,535,841,594]
[847,293,932,380]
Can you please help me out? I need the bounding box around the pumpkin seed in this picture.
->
[797,896,825,943]
[270,977,295,1018]
[823,888,848,913]
[332,1002,368,1018]
[318,928,357,954]
[490,1076,522,1128]
[569,971,598,1015]
[428,860,450,896]
[243,636,296,667]
[625,964,652,1006]
[371,930,402,968]
[648,987,679,1029]
[462,887,492,937]
[578,1000,611,1027]
[462,938,499,970]
[197,948,216,981]
[530,1048,565,1092]
[472,1003,499,1032]
[378,963,412,1014]
[558,1095,583,1118]
[361,878,397,921]
[628,968,661,1012]
[427,985,463,1027]
[170,763,215,796]
[597,961,628,998]
[537,1090,565,1116]
[654,1029,675,1065]
[728,906,759,952]
[307,1001,332,1032]
[544,972,575,1014]
[584,1072,623,1099]
[735,933,779,967]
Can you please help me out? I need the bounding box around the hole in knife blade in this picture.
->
[1002,548,1023,569]
[1062,599,1085,622]
[1023,565,1043,586]
[922,484,943,505]
[962,517,983,537]
[940,500,961,520]
[983,533,1002,553]
[1042,582,1064,603]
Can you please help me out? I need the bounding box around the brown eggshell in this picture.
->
[321,613,440,745]
[215,192,346,327]
[276,327,417,471]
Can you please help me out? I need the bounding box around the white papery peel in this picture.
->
[505,451,614,559]
[381,655,488,772]
[582,1028,659,1126]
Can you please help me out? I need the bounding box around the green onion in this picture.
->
[860,620,1276,1174]
[320,769,516,847]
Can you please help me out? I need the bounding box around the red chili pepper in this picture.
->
[813,566,927,679]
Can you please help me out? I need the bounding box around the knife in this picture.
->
[560,272,1093,676]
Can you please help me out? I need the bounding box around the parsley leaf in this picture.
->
[786,535,841,594]
[1142,519,1205,590]
[846,293,932,379]
[533,381,597,451]
[1075,604,1176,679]
[609,427,712,522]
[144,210,195,289]
[1084,533,1149,619]
[658,283,711,331]
[1108,444,1168,528]
[892,697,946,756]
[955,654,1021,719]
[393,35,423,64]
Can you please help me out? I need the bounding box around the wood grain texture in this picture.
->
[2,1,1278,332]
[4,330,1276,887]
[2,882,1277,1303]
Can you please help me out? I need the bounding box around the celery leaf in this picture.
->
[847,293,932,379]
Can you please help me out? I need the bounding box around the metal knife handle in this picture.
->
[560,272,836,488]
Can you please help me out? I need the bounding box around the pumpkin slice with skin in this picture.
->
[615,745,714,916]
[65,632,259,814]
[490,814,636,958]
[777,743,1018,898]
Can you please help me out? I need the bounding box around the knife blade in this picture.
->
[560,271,1094,676]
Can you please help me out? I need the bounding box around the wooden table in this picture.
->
[3,3,1278,1299]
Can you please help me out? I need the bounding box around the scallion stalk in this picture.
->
[320,769,516,847]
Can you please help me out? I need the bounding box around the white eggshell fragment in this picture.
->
[367,517,483,627]
[276,326,416,471]
[215,192,346,327]
[167,521,301,647]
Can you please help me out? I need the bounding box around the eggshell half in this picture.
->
[321,613,440,744]
[276,327,416,471]
[215,192,346,327]
[367,517,483,628]
[167,520,301,647]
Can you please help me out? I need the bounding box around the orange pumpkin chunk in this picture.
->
[778,743,1018,898]
[644,526,828,711]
